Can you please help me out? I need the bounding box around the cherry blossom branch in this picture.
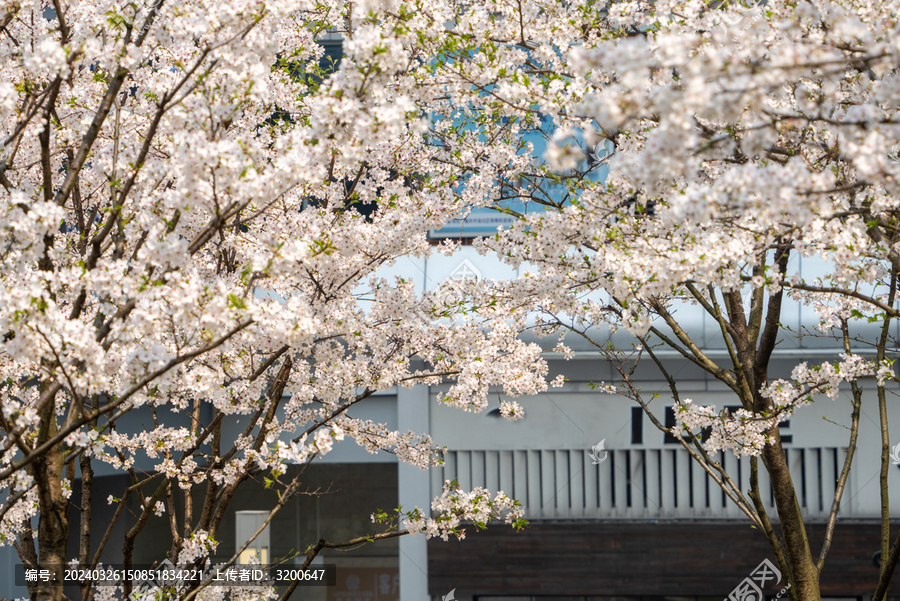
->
[293,387,374,443]
[876,269,898,579]
[816,321,863,573]
[275,530,410,601]
[0,320,253,482]
[0,481,36,533]
[786,282,899,318]
[646,304,739,391]
[629,343,764,528]
[182,458,318,601]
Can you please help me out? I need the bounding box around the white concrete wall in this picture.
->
[423,380,900,520]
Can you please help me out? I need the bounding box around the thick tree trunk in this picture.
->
[33,389,68,601]
[762,435,820,601]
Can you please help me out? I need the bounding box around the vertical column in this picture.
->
[397,385,431,601]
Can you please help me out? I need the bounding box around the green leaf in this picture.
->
[228,294,247,310]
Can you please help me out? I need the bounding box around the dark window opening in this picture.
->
[631,406,643,444]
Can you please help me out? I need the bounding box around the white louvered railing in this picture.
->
[431,448,845,519]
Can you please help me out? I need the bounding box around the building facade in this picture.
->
[2,247,899,601]
[2,31,899,601]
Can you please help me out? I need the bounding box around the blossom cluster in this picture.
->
[671,400,782,457]
[671,355,882,456]
[3,0,900,593]
[761,355,879,405]
[400,480,526,541]
[0,0,562,574]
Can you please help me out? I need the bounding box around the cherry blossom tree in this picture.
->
[5,0,900,599]
[0,1,542,599]
[427,0,900,599]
